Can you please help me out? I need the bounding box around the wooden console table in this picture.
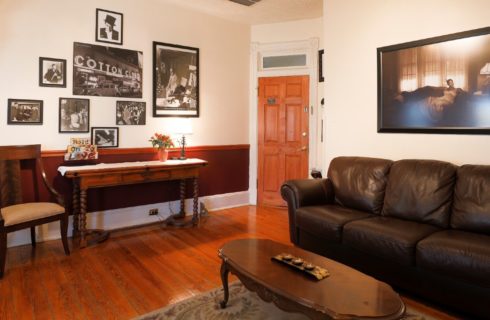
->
[58,159,208,248]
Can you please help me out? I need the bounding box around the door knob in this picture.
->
[297,146,308,152]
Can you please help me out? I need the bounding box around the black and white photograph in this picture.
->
[378,27,490,134]
[39,57,66,87]
[73,42,142,98]
[96,8,123,45]
[59,98,90,133]
[116,101,146,125]
[153,41,199,117]
[7,99,43,124]
[91,127,119,148]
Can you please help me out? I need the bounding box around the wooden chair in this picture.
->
[0,144,69,278]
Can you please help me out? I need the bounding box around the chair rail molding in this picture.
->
[249,38,320,204]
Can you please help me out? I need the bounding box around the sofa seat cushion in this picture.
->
[417,230,490,287]
[343,216,440,266]
[296,205,373,243]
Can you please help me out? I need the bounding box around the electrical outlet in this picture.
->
[149,208,158,215]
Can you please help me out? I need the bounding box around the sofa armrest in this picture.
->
[281,179,334,244]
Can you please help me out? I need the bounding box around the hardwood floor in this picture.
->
[0,206,460,319]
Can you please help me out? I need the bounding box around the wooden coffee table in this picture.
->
[218,239,405,320]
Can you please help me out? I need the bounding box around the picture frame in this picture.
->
[39,57,66,87]
[153,41,199,117]
[7,99,43,125]
[59,98,90,133]
[319,49,324,83]
[91,127,119,148]
[95,8,123,45]
[378,26,490,134]
[73,42,143,98]
[116,101,146,125]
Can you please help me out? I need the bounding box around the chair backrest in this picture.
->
[0,145,42,208]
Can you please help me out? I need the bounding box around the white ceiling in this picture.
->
[161,0,323,25]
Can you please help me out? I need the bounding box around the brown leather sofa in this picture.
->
[281,156,490,318]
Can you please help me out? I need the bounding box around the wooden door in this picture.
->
[258,76,309,206]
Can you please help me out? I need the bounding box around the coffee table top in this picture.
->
[219,238,405,320]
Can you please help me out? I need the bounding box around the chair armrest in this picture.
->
[281,179,334,244]
[37,158,65,207]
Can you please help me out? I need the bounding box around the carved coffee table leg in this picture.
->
[219,261,230,308]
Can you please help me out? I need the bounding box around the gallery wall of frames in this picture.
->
[0,0,250,150]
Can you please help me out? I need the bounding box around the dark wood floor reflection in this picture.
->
[0,206,457,319]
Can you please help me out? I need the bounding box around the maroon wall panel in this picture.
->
[27,145,249,213]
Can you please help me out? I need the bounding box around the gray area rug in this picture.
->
[135,282,436,320]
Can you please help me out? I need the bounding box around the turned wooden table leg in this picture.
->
[192,177,199,225]
[79,189,88,248]
[219,261,230,308]
[179,179,186,217]
[72,180,80,237]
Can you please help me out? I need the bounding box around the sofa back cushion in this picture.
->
[327,156,393,214]
[382,159,456,228]
[451,165,490,235]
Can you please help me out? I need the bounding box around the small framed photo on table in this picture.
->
[39,57,66,87]
[91,127,119,148]
[96,8,123,45]
[59,98,90,133]
[7,99,43,124]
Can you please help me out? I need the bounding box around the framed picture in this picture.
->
[153,41,199,117]
[39,57,66,87]
[7,99,43,124]
[116,101,146,125]
[59,98,90,133]
[319,49,324,83]
[73,42,142,98]
[96,8,123,45]
[91,127,119,148]
[378,27,490,134]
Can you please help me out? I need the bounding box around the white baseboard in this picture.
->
[6,191,250,248]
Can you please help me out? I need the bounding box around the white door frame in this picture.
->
[249,38,320,205]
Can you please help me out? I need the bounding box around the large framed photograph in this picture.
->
[96,8,123,45]
[116,101,146,125]
[153,41,199,117]
[59,98,90,133]
[7,99,43,125]
[39,57,66,87]
[91,127,119,148]
[73,42,142,98]
[378,27,490,134]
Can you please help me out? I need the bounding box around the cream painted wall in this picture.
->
[324,0,490,167]
[251,18,323,44]
[0,0,250,150]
